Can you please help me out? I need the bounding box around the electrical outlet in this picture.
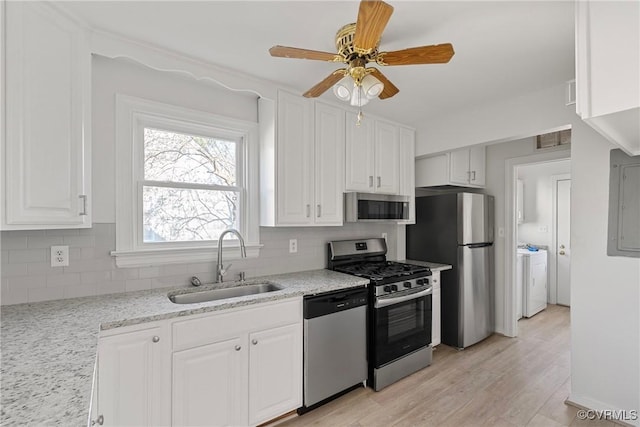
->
[289,239,298,253]
[498,227,505,238]
[538,225,548,233]
[51,245,69,267]
[382,233,387,242]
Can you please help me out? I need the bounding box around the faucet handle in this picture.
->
[220,263,232,276]
[238,272,246,282]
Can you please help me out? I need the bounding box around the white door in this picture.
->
[276,91,314,225]
[97,326,170,426]
[345,113,375,192]
[556,179,571,306]
[449,149,471,185]
[373,121,400,194]
[248,324,302,425]
[314,102,345,225]
[172,337,247,427]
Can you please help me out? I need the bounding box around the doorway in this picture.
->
[505,152,571,338]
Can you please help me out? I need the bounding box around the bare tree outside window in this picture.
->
[142,128,240,243]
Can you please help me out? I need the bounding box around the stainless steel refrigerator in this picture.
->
[407,193,494,349]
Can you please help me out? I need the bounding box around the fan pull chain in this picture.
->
[356,110,363,126]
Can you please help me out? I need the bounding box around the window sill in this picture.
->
[111,244,262,268]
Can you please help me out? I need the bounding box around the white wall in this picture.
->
[416,82,639,423]
[517,159,571,247]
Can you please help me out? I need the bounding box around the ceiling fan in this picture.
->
[269,0,454,108]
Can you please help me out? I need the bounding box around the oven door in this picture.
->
[372,287,432,367]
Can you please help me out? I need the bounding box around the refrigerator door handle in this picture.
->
[466,243,493,249]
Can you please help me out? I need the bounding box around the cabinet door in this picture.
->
[374,121,400,194]
[173,337,247,427]
[98,326,170,427]
[399,127,416,224]
[468,146,486,186]
[449,149,471,185]
[276,91,314,225]
[345,112,375,192]
[249,324,302,426]
[314,102,345,225]
[3,2,91,229]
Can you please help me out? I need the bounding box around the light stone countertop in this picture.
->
[0,269,367,427]
[396,259,453,272]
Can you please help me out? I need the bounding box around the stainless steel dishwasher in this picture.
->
[301,286,368,411]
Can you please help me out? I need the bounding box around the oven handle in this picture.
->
[374,286,432,309]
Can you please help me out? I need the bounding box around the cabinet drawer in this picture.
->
[172,298,302,351]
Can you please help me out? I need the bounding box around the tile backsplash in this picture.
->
[1,223,399,305]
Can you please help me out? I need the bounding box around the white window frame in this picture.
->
[112,95,260,267]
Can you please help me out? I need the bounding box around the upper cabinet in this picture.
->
[345,113,400,194]
[575,1,640,155]
[2,2,92,230]
[259,90,344,227]
[416,146,486,188]
[398,127,416,224]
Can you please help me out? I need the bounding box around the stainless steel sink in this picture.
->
[168,283,283,304]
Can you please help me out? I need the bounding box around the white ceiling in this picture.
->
[59,0,576,127]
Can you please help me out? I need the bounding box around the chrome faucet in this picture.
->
[216,229,247,283]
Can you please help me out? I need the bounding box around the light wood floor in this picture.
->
[280,304,616,427]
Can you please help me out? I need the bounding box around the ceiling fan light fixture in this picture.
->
[333,76,353,101]
[361,74,384,99]
[350,85,370,107]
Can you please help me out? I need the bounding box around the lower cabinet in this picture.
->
[431,271,441,347]
[95,323,171,426]
[94,299,302,427]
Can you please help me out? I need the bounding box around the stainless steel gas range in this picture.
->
[328,238,433,391]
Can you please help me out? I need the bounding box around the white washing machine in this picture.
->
[517,249,548,318]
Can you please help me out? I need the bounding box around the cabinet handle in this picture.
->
[252,339,258,345]
[79,195,88,216]
[472,171,476,181]
[317,204,321,218]
[91,415,104,426]
[152,336,160,343]
[306,204,310,218]
[235,345,241,351]
[377,176,381,188]
[369,176,373,188]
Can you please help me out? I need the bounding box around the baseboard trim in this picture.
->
[566,395,638,427]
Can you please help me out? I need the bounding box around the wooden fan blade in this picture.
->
[353,1,394,53]
[369,68,399,99]
[377,43,455,66]
[269,45,343,62]
[303,70,347,98]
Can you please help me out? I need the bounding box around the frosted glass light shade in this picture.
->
[361,74,384,99]
[350,86,370,107]
[333,77,352,101]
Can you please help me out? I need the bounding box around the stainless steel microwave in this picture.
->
[345,193,410,222]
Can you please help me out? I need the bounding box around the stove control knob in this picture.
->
[404,282,412,288]
[391,285,398,292]
[383,286,392,293]
[416,279,424,286]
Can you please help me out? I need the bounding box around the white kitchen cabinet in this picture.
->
[259,92,344,226]
[95,323,171,427]
[172,337,247,427]
[171,298,302,426]
[345,113,400,194]
[415,146,486,188]
[398,127,416,224]
[449,146,485,187]
[431,271,441,347]
[575,1,640,155]
[248,324,303,425]
[2,1,91,230]
[313,102,345,225]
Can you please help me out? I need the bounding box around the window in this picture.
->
[113,95,260,267]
